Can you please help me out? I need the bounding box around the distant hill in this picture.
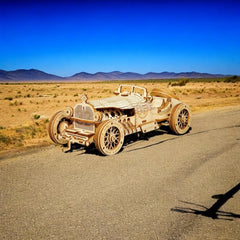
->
[69,71,144,80]
[68,71,228,80]
[0,69,63,81]
[0,69,229,82]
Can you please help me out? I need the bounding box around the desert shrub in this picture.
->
[172,79,189,86]
[4,97,13,100]
[74,93,78,97]
[0,134,12,145]
[34,114,40,120]
[224,75,240,83]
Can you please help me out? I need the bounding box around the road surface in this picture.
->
[1,106,240,240]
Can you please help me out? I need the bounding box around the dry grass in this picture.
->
[0,81,240,153]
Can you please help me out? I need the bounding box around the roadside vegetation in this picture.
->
[0,77,240,153]
[0,120,49,150]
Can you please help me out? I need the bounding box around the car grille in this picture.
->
[74,104,95,132]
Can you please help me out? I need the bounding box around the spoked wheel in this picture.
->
[169,103,192,135]
[94,120,124,155]
[48,107,73,144]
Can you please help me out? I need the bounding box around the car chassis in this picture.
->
[48,85,191,155]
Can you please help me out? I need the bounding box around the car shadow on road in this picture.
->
[124,127,180,153]
[71,128,175,156]
[75,130,171,156]
[171,182,240,221]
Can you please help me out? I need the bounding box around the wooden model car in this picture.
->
[48,85,191,155]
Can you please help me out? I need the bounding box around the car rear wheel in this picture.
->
[169,103,191,135]
[94,120,124,155]
[48,107,73,144]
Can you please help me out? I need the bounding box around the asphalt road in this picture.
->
[1,106,240,240]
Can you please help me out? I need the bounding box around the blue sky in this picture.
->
[0,0,240,76]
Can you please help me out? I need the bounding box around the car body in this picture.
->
[48,85,192,155]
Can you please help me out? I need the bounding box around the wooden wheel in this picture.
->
[48,107,73,144]
[94,120,124,156]
[169,103,191,135]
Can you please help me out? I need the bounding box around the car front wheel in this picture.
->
[94,120,125,156]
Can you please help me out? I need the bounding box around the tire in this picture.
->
[48,107,73,145]
[94,120,124,156]
[169,103,191,135]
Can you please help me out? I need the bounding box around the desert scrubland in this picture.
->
[0,79,240,154]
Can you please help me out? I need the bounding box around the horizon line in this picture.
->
[0,68,235,78]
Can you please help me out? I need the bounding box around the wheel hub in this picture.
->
[109,133,116,142]
[58,121,69,133]
[180,114,187,123]
[104,126,120,149]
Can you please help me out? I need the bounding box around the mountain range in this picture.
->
[0,69,229,82]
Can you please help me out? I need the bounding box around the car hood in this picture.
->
[89,94,145,109]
